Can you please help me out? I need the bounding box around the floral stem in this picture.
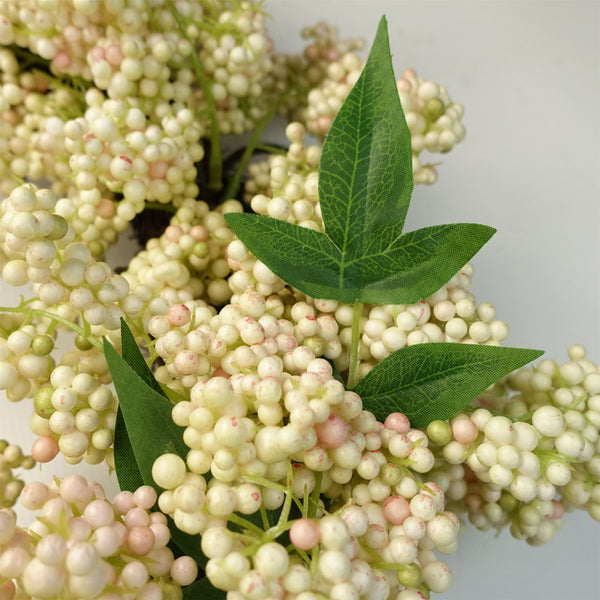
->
[0,305,102,351]
[347,301,363,388]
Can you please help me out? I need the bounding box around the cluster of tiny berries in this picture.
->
[0,183,187,465]
[0,47,79,197]
[0,476,197,599]
[421,345,600,544]
[278,30,465,185]
[152,402,456,599]
[0,441,35,509]
[62,91,204,246]
[121,197,240,309]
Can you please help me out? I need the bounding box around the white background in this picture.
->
[1,1,599,599]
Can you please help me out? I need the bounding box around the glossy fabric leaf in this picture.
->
[354,223,496,304]
[120,318,164,396]
[104,331,188,493]
[354,344,544,427]
[224,212,357,302]
[104,324,206,567]
[319,15,413,261]
[113,407,144,493]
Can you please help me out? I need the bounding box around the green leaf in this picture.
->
[119,317,165,397]
[104,320,206,567]
[113,407,144,493]
[104,333,188,493]
[353,344,544,427]
[225,18,495,306]
[319,15,413,261]
[183,578,225,600]
[224,213,356,302]
[354,223,496,304]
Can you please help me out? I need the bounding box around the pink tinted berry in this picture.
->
[382,495,411,525]
[126,526,155,556]
[167,304,191,327]
[384,412,411,434]
[31,436,59,462]
[451,417,478,444]
[314,414,348,448]
[290,518,320,550]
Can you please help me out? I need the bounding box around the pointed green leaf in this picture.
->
[104,324,206,567]
[113,407,144,493]
[224,19,494,307]
[104,328,188,493]
[224,212,357,302]
[354,344,544,427]
[354,223,496,304]
[120,318,165,397]
[319,15,413,261]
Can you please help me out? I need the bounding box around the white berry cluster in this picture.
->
[397,69,466,184]
[0,183,182,465]
[273,21,365,122]
[121,197,240,309]
[195,3,277,135]
[152,399,457,597]
[280,34,466,185]
[0,0,108,76]
[145,279,460,596]
[62,91,204,247]
[0,476,197,599]
[0,441,35,509]
[0,47,78,197]
[429,345,600,544]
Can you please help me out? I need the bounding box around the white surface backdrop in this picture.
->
[1,1,599,599]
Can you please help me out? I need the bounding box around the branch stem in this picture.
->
[347,301,363,388]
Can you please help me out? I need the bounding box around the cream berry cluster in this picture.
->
[0,0,108,77]
[122,197,240,309]
[287,47,465,185]
[196,2,277,135]
[0,183,183,464]
[273,20,365,122]
[146,287,461,596]
[429,346,600,543]
[0,476,197,600]
[0,184,168,335]
[152,400,457,598]
[62,91,204,248]
[0,48,77,198]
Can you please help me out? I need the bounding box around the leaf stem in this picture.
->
[347,301,363,388]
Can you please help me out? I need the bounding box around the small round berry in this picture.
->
[152,453,187,490]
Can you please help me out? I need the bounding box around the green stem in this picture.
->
[254,143,288,155]
[221,87,295,201]
[259,504,270,531]
[167,0,223,191]
[227,512,264,537]
[347,301,363,388]
[0,305,102,351]
[307,471,322,519]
